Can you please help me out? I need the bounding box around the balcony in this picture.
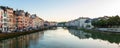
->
[2,21,8,23]
[2,13,8,18]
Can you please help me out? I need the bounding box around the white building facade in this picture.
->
[65,17,94,29]
[0,8,9,32]
[77,17,94,29]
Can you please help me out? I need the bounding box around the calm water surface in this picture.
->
[0,27,120,48]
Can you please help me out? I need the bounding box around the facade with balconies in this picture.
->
[30,14,44,30]
[0,6,9,32]
[0,6,45,32]
[14,10,25,32]
[0,8,3,31]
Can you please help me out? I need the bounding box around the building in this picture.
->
[38,17,44,29]
[65,20,79,27]
[24,12,30,31]
[30,14,37,29]
[0,6,15,32]
[77,17,94,29]
[65,17,94,29]
[49,22,57,27]
[44,21,50,28]
[0,8,3,31]
[29,15,33,30]
[30,14,44,29]
[0,6,45,32]
[14,10,25,31]
[0,6,8,32]
[7,7,15,32]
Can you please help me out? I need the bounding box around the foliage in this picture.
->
[58,22,66,25]
[92,15,120,28]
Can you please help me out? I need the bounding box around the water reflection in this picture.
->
[0,32,44,48]
[68,29,120,44]
[68,29,91,39]
[0,28,120,48]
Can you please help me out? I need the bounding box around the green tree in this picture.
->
[92,15,120,28]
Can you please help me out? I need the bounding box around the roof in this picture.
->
[0,6,13,11]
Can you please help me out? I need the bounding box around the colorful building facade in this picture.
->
[0,6,45,32]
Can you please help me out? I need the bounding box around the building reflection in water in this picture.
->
[0,32,44,48]
[0,28,120,48]
[68,29,91,39]
[68,29,120,45]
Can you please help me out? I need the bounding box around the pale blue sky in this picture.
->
[0,0,120,22]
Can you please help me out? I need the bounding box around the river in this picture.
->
[0,27,120,48]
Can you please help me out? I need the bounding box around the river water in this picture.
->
[0,27,120,48]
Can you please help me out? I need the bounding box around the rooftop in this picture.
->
[0,6,13,11]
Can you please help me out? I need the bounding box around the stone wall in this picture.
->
[97,28,120,32]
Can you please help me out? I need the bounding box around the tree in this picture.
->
[92,15,120,28]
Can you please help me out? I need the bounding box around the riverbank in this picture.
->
[96,28,120,32]
[66,27,120,34]
[0,26,58,40]
[79,28,120,35]
[0,30,41,40]
[0,27,51,40]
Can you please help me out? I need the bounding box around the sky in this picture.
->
[0,0,120,22]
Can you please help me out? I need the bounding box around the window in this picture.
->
[4,13,7,17]
[85,19,90,23]
[4,19,7,22]
[4,23,7,25]
[9,19,11,21]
